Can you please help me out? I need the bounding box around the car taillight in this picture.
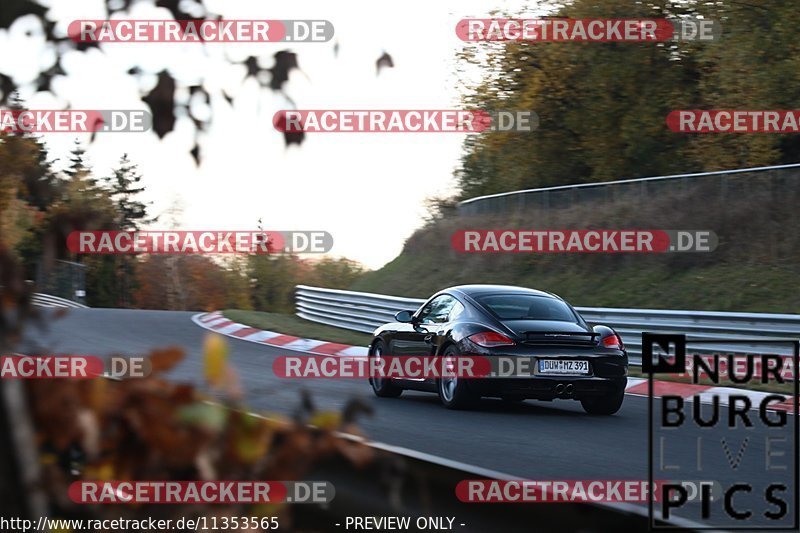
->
[602,334,623,349]
[468,331,516,347]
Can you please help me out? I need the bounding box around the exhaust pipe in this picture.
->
[564,383,575,396]
[554,383,565,395]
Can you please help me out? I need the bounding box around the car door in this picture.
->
[408,294,459,355]
[389,294,460,387]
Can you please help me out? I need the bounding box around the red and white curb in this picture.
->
[192,311,795,413]
[192,311,368,357]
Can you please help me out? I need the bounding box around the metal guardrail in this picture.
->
[457,162,800,216]
[296,285,800,364]
[31,293,88,309]
[35,259,87,306]
[296,285,423,334]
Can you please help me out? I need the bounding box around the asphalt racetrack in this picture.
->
[20,308,798,529]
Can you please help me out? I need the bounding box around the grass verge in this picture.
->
[349,179,800,313]
[352,254,800,314]
[222,309,373,347]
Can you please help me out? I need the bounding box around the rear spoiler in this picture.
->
[522,331,599,344]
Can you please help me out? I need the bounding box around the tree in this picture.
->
[687,0,800,168]
[46,143,116,306]
[134,255,252,311]
[305,257,366,289]
[0,134,46,257]
[100,154,154,307]
[64,140,94,186]
[220,256,253,310]
[0,97,60,274]
[454,0,800,200]
[248,252,306,313]
[103,154,153,231]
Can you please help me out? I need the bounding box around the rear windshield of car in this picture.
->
[475,294,579,322]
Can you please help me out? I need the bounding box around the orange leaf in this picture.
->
[148,347,185,374]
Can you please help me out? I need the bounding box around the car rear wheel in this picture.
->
[580,389,624,415]
[437,345,477,409]
[369,340,402,398]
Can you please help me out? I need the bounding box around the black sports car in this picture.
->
[368,284,628,414]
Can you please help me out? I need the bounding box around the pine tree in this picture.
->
[65,139,95,187]
[98,154,154,307]
[103,154,153,230]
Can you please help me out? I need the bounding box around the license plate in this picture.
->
[537,359,590,375]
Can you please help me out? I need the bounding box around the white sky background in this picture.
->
[0,0,539,269]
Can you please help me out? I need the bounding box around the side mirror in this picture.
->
[394,310,416,323]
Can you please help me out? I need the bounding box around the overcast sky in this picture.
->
[0,0,537,269]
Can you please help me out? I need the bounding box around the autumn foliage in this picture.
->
[24,336,375,527]
[1,130,366,312]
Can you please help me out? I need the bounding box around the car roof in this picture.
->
[445,284,558,299]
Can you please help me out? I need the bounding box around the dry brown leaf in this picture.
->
[148,346,185,374]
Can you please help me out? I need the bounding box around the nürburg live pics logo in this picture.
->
[644,332,798,530]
